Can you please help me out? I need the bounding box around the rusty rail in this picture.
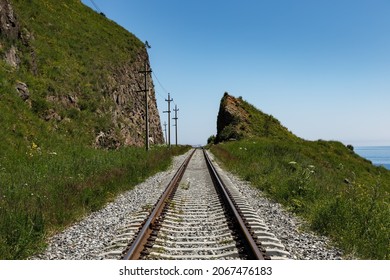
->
[203,149,266,260]
[122,149,195,260]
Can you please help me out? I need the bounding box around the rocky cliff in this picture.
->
[216,92,297,143]
[97,50,164,147]
[0,0,163,148]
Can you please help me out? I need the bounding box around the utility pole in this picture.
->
[173,105,179,146]
[163,93,173,147]
[138,42,151,151]
[163,121,167,145]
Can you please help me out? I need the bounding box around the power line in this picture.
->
[89,0,105,16]
[152,72,169,96]
[89,0,101,12]
[152,71,178,107]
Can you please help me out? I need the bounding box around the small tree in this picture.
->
[207,135,216,144]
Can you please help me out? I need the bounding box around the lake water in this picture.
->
[355,146,390,170]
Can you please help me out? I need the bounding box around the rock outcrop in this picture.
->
[102,50,164,147]
[1,0,20,68]
[15,81,30,101]
[0,0,19,39]
[216,93,250,142]
[216,92,297,143]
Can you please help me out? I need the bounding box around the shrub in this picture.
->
[207,135,216,144]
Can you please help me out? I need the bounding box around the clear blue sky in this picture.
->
[82,0,390,146]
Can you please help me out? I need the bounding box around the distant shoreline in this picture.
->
[355,146,390,170]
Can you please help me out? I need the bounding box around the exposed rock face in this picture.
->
[1,0,21,68]
[15,81,30,101]
[216,92,250,142]
[0,0,19,40]
[216,92,297,143]
[1,0,36,70]
[4,44,18,67]
[103,50,164,147]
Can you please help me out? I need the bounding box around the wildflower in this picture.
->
[31,142,38,150]
[28,141,41,157]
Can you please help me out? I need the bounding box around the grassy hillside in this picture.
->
[0,0,189,259]
[210,95,390,259]
[1,0,144,147]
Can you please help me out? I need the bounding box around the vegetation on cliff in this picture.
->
[0,0,185,259]
[210,93,390,259]
[215,92,297,143]
[1,0,163,148]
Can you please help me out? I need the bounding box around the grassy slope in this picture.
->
[2,0,144,146]
[0,1,190,259]
[210,96,390,259]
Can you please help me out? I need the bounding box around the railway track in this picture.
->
[100,148,290,260]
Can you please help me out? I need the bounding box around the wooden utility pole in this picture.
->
[163,93,173,147]
[138,42,151,151]
[173,105,179,146]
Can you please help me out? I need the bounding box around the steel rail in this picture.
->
[203,149,266,260]
[122,149,196,260]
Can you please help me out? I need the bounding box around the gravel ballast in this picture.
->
[32,149,343,260]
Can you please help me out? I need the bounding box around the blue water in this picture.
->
[355,146,390,170]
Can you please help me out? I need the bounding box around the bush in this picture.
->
[207,135,216,144]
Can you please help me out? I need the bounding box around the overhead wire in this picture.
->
[89,0,103,14]
[152,70,177,106]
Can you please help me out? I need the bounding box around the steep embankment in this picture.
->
[1,0,163,149]
[0,0,185,260]
[211,93,390,259]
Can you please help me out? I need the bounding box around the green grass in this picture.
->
[0,141,190,259]
[210,139,390,259]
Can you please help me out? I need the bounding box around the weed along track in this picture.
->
[100,149,289,260]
